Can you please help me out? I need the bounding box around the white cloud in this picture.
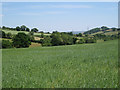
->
[20,11,67,15]
[45,11,67,14]
[51,5,92,9]
[20,12,42,16]
[25,4,92,9]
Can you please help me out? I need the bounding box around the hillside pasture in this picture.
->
[90,31,118,36]
[105,31,118,35]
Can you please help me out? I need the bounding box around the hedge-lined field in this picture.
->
[2,40,118,88]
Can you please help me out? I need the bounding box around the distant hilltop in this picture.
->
[71,31,86,34]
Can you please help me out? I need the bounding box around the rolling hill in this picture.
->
[83,26,118,36]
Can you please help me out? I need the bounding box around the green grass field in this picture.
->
[2,40,118,88]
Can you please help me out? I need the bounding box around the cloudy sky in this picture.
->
[2,2,118,32]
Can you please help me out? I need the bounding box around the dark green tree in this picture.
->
[76,33,82,37]
[2,31,6,38]
[2,26,6,29]
[84,38,96,43]
[6,33,12,39]
[20,25,27,31]
[51,32,63,46]
[61,33,73,45]
[16,26,21,31]
[31,28,38,32]
[41,33,44,38]
[79,33,82,37]
[26,28,30,32]
[73,37,77,44]
[111,28,117,31]
[2,40,13,48]
[77,39,85,44]
[12,33,31,48]
[101,26,109,31]
[41,36,52,46]
[28,31,34,36]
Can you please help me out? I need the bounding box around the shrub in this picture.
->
[61,34,70,45]
[12,33,31,48]
[26,28,30,32]
[0,31,2,38]
[41,36,52,46]
[6,33,12,39]
[31,28,38,32]
[40,39,44,44]
[77,39,85,44]
[85,38,96,43]
[73,37,78,44]
[40,33,44,38]
[28,31,34,36]
[76,33,82,37]
[51,32,63,46]
[104,38,109,41]
[66,35,74,45]
[16,26,21,31]
[2,40,13,48]
[28,35,34,41]
[51,32,74,46]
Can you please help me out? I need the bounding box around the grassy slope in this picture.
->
[91,31,118,36]
[1,29,50,36]
[2,40,118,88]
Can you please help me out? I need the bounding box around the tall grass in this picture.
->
[2,40,118,88]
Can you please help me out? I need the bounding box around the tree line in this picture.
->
[1,30,97,49]
[1,25,41,33]
[1,26,120,49]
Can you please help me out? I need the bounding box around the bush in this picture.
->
[41,36,52,46]
[76,39,85,44]
[51,32,74,46]
[51,32,63,46]
[61,33,73,45]
[28,35,34,41]
[6,33,12,39]
[104,38,109,41]
[40,39,44,44]
[73,37,78,44]
[2,40,13,48]
[85,38,96,43]
[28,31,34,36]
[40,33,44,38]
[0,31,2,38]
[76,33,82,37]
[12,33,31,48]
